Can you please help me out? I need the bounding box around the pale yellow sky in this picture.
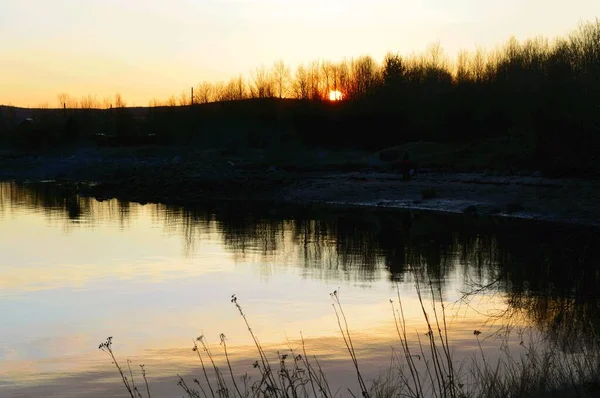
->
[1,0,599,107]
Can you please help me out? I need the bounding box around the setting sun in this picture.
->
[329,90,343,101]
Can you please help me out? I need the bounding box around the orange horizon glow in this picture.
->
[1,1,599,107]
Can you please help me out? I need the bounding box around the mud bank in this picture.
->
[279,171,600,227]
[1,150,599,227]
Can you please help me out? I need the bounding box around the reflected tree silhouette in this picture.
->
[3,181,599,348]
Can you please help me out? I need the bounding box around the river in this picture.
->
[1,181,598,397]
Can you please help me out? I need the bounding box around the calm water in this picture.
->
[1,181,598,397]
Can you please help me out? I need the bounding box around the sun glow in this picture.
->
[329,90,343,101]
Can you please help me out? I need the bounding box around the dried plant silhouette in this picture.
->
[100,280,600,398]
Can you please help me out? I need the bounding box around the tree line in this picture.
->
[59,19,596,116]
[2,19,599,173]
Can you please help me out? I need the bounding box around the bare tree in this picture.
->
[178,90,189,106]
[456,50,472,83]
[250,66,275,98]
[336,60,351,98]
[102,97,112,109]
[195,81,213,104]
[220,82,236,101]
[235,75,247,100]
[292,64,310,99]
[57,92,69,108]
[218,75,247,101]
[427,42,445,69]
[471,47,489,82]
[80,94,98,109]
[307,60,321,99]
[56,92,79,108]
[321,61,334,96]
[351,55,379,97]
[219,77,244,101]
[165,95,177,106]
[271,59,291,98]
[213,81,226,101]
[114,93,126,108]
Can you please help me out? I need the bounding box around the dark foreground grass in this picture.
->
[100,284,600,398]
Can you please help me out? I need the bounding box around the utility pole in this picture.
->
[191,87,194,105]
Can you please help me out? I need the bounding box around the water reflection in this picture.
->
[1,181,599,396]
[2,181,599,333]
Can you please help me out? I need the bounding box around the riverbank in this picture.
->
[1,146,599,227]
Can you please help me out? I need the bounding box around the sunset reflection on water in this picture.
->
[1,182,598,397]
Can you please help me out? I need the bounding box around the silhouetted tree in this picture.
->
[382,53,405,89]
[250,66,275,98]
[114,93,126,108]
[101,97,112,109]
[79,94,98,109]
[292,65,310,99]
[178,91,189,106]
[194,81,213,104]
[307,61,321,99]
[272,59,291,98]
[165,95,177,106]
[219,75,248,101]
[56,92,69,108]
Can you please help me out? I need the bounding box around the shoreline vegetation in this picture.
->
[99,288,600,398]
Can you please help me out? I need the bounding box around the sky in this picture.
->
[1,0,599,107]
